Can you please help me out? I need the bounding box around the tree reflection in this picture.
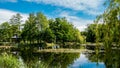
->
[20,50,80,68]
[38,52,79,68]
[85,52,104,63]
[104,49,120,68]
[85,48,120,68]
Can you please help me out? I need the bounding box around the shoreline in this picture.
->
[36,48,101,53]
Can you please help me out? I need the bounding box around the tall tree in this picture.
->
[36,12,49,31]
[36,12,49,43]
[0,22,11,42]
[41,28,55,43]
[21,13,38,44]
[49,18,84,43]
[85,24,97,42]
[9,13,22,36]
[96,0,120,48]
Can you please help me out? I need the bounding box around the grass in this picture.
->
[37,48,86,53]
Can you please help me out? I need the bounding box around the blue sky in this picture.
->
[0,0,106,31]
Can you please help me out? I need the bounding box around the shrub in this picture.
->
[0,53,23,68]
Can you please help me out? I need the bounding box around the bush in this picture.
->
[0,53,23,68]
[0,42,3,45]
[0,52,49,68]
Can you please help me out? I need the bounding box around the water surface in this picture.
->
[19,51,106,68]
[68,53,105,68]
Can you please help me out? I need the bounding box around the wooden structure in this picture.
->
[11,34,20,43]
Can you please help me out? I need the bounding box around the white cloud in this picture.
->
[0,9,28,24]
[24,0,105,15]
[0,9,93,31]
[85,9,103,16]
[59,11,93,31]
[0,0,17,3]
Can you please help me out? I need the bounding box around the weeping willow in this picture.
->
[94,1,120,68]
[95,0,120,49]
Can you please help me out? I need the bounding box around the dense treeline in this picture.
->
[0,13,22,43]
[0,12,85,47]
[82,23,104,43]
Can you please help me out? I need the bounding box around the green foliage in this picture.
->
[0,53,22,68]
[10,13,22,25]
[0,52,50,68]
[49,18,84,43]
[95,0,120,49]
[9,13,22,36]
[21,13,39,43]
[36,12,49,31]
[85,23,105,43]
[74,29,85,43]
[85,24,97,42]
[41,28,55,43]
[0,12,85,48]
[31,52,80,68]
[21,12,49,44]
[21,15,85,46]
[0,13,23,43]
[0,22,11,42]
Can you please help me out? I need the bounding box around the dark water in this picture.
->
[1,48,120,68]
[18,50,106,68]
[18,48,120,68]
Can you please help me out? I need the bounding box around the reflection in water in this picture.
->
[84,48,120,68]
[69,53,105,68]
[104,49,120,68]
[38,52,79,68]
[20,50,80,68]
[1,48,120,68]
[19,50,106,68]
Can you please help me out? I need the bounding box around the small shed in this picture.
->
[11,34,20,43]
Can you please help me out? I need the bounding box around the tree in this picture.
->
[73,29,85,43]
[9,13,22,36]
[36,12,49,43]
[21,13,38,44]
[0,22,11,42]
[36,12,49,31]
[96,0,120,48]
[49,18,84,43]
[41,28,55,43]
[85,24,97,42]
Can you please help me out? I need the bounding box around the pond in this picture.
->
[69,53,105,68]
[19,51,105,68]
[0,49,120,68]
